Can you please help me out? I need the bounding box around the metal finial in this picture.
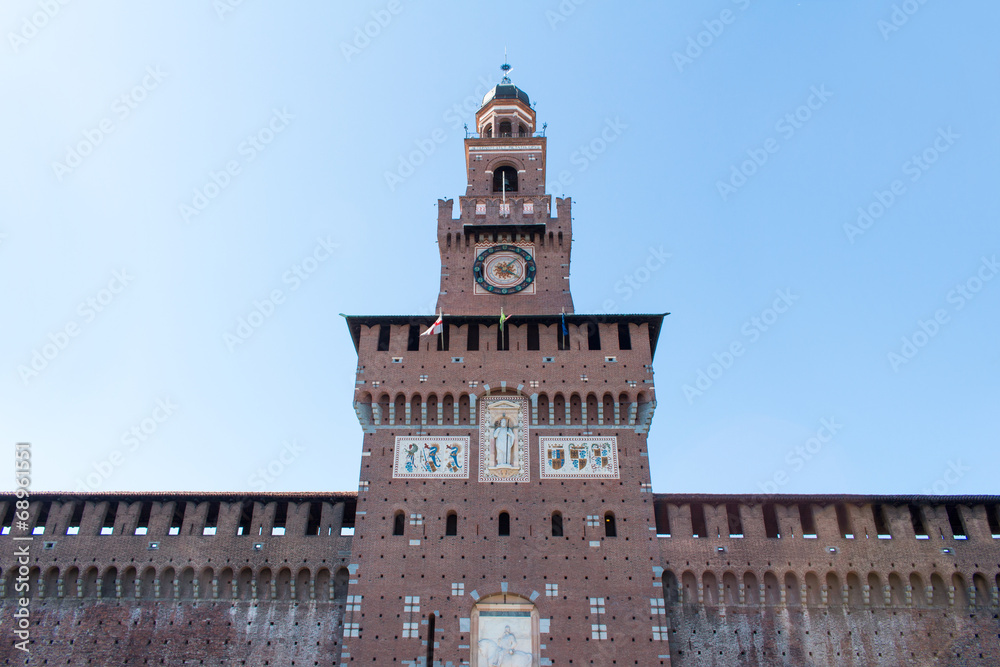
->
[501,48,512,84]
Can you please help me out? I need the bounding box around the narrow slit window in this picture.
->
[654,501,670,537]
[169,503,186,536]
[66,502,84,536]
[31,503,50,535]
[425,613,436,663]
[987,504,1000,538]
[498,511,510,536]
[0,503,14,535]
[445,512,458,536]
[393,511,405,536]
[496,323,509,351]
[587,321,601,350]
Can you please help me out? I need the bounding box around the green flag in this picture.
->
[499,307,507,329]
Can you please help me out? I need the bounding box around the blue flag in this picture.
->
[561,312,568,337]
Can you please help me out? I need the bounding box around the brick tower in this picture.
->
[343,65,668,665]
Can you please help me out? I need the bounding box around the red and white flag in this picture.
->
[421,311,443,336]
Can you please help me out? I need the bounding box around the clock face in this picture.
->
[472,245,536,294]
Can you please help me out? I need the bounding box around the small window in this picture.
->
[945,505,967,540]
[587,321,601,350]
[377,324,391,351]
[483,123,492,138]
[306,502,323,536]
[617,322,632,350]
[604,512,617,538]
[393,511,405,536]
[203,501,219,536]
[134,503,152,536]
[762,504,780,538]
[407,324,421,351]
[498,120,512,137]
[436,323,450,351]
[237,501,254,536]
[835,503,853,538]
[872,504,892,539]
[690,504,706,538]
[551,511,563,537]
[526,323,540,351]
[987,504,1000,538]
[445,512,458,536]
[498,511,510,536]
[0,503,15,535]
[654,501,670,537]
[518,123,527,137]
[557,325,570,351]
[467,324,480,351]
[66,502,84,536]
[496,323,509,351]
[909,504,928,539]
[271,502,288,536]
[798,503,816,538]
[726,503,743,538]
[100,502,118,535]
[32,502,50,535]
[493,166,518,193]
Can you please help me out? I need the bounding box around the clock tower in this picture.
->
[343,64,668,665]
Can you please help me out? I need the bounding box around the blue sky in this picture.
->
[1,1,997,496]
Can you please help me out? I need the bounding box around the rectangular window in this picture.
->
[169,502,186,536]
[0,503,14,535]
[726,503,743,538]
[835,503,853,538]
[690,503,707,538]
[202,501,219,535]
[496,323,509,351]
[557,325,569,350]
[306,502,322,536]
[654,501,670,537]
[134,503,152,536]
[617,322,632,350]
[526,323,539,350]
[872,504,892,539]
[587,321,601,350]
[237,501,253,536]
[436,323,450,351]
[762,503,780,538]
[945,505,967,540]
[376,324,391,351]
[100,502,118,535]
[407,324,421,351]
[798,503,817,538]
[272,501,288,536]
[66,502,84,535]
[909,504,929,539]
[31,502,50,535]
[987,504,1000,538]
[467,323,480,351]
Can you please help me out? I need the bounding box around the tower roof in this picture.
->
[481,83,530,107]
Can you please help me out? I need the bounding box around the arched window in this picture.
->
[551,511,563,537]
[604,512,617,538]
[393,511,405,536]
[498,511,510,536]
[446,512,458,536]
[499,120,512,137]
[493,166,518,193]
[518,123,527,137]
[484,123,492,138]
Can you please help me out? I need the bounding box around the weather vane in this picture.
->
[501,48,512,84]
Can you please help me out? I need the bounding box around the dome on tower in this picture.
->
[481,83,530,107]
